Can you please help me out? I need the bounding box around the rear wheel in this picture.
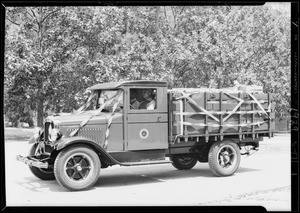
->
[170,154,198,170]
[54,145,101,191]
[208,141,241,176]
[28,143,55,180]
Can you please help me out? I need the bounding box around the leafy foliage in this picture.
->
[4,5,291,126]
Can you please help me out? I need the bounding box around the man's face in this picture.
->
[142,90,151,99]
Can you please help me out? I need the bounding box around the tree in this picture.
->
[4,5,291,127]
[5,7,95,126]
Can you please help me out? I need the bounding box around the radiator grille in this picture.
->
[62,127,103,145]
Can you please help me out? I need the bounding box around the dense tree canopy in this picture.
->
[4,5,291,127]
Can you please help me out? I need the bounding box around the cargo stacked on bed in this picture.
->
[169,85,275,143]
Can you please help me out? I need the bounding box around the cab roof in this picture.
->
[88,80,167,90]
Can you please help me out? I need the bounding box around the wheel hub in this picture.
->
[76,165,83,171]
[65,155,93,181]
[219,147,235,168]
[222,151,230,164]
[223,155,230,164]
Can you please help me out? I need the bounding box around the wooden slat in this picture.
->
[251,100,255,139]
[219,91,223,141]
[183,98,188,142]
[238,92,242,141]
[204,92,209,142]
[268,93,271,138]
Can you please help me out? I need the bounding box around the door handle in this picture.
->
[157,116,162,122]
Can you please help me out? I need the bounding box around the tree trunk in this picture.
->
[27,117,34,127]
[37,99,44,127]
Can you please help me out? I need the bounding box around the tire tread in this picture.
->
[54,144,101,191]
[208,141,241,177]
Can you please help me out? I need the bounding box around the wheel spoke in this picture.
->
[81,166,91,170]
[71,171,78,179]
[67,161,74,167]
[72,157,77,166]
[219,156,224,167]
[66,165,74,170]
[78,171,84,179]
[78,156,85,165]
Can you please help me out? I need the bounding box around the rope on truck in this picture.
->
[174,108,271,115]
[222,92,244,122]
[179,120,268,128]
[70,91,122,150]
[103,101,119,150]
[175,92,220,122]
[248,93,270,119]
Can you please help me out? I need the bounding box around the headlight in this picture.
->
[33,127,42,139]
[49,128,62,142]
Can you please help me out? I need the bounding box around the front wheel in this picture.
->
[208,141,241,176]
[170,154,198,170]
[28,143,55,180]
[54,145,101,191]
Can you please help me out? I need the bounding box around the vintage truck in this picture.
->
[16,80,275,191]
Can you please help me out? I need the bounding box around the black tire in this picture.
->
[28,143,55,180]
[54,145,101,191]
[208,141,241,176]
[170,154,198,170]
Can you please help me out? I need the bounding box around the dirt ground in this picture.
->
[4,128,292,210]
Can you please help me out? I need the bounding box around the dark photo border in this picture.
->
[1,0,298,212]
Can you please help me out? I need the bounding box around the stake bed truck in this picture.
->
[17,80,275,191]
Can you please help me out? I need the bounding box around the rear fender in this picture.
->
[56,136,120,165]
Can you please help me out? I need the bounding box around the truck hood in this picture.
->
[47,111,123,127]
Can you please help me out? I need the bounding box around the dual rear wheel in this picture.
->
[170,140,241,176]
[208,141,241,176]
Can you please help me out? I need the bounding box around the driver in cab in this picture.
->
[130,89,156,110]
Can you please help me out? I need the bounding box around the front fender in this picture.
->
[29,136,36,144]
[56,136,119,165]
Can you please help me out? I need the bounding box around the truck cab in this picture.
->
[110,80,169,151]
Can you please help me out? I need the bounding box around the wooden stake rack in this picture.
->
[169,88,274,144]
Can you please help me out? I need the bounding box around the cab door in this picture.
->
[125,87,168,151]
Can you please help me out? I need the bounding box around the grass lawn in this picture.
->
[4,127,34,142]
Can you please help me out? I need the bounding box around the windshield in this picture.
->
[77,89,123,113]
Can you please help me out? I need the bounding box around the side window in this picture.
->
[130,88,157,110]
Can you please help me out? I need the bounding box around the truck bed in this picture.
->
[169,86,275,142]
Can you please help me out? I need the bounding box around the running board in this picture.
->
[119,160,172,166]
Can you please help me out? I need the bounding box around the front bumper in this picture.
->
[16,155,49,169]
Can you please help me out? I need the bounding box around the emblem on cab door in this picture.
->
[139,128,149,139]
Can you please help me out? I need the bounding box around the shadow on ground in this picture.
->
[13,164,263,192]
[96,166,218,187]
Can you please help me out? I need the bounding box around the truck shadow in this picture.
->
[13,166,261,192]
[95,168,212,187]
[95,165,262,188]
